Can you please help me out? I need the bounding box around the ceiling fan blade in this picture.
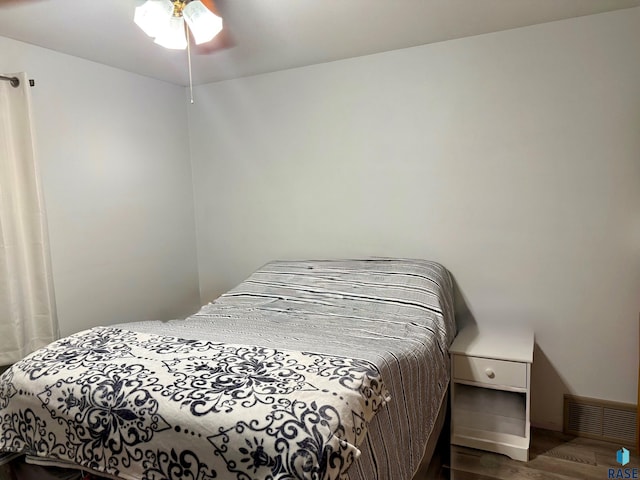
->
[200,0,220,16]
[192,0,234,55]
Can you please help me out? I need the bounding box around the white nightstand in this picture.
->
[449,323,534,462]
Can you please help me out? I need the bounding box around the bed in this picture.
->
[0,258,456,480]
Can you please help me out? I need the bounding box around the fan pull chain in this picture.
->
[186,23,194,104]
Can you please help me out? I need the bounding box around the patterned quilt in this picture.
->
[0,327,389,480]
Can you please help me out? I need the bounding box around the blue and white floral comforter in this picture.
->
[0,327,389,480]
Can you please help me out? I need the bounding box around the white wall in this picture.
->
[1,37,201,337]
[187,8,640,429]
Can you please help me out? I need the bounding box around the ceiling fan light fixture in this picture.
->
[153,16,188,49]
[134,0,174,38]
[132,0,225,102]
[183,0,223,45]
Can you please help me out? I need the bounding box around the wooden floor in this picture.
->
[0,427,636,480]
[427,428,639,480]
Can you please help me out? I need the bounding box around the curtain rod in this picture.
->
[0,75,20,88]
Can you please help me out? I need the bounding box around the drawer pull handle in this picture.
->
[485,368,495,379]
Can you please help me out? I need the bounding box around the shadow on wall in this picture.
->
[450,274,476,335]
[530,346,571,430]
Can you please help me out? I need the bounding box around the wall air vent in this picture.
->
[564,395,636,445]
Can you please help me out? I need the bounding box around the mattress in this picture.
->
[0,258,455,480]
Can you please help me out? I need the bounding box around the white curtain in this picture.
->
[0,72,58,365]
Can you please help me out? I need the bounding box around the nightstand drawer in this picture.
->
[453,355,527,389]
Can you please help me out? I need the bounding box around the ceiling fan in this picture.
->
[0,0,233,55]
[134,0,233,54]
[134,0,234,100]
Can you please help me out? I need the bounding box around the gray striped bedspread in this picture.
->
[121,258,456,480]
[0,258,455,480]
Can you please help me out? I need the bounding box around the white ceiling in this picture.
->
[1,0,639,86]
